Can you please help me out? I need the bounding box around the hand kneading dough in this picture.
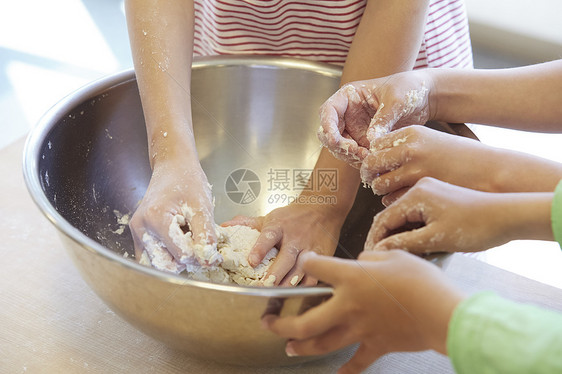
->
[189,225,278,286]
[141,225,278,287]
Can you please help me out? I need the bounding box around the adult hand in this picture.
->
[263,250,465,373]
[222,203,345,286]
[317,71,433,169]
[129,158,219,272]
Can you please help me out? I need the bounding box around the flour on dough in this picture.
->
[141,224,278,287]
[167,204,223,269]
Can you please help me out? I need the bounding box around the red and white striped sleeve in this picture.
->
[193,0,472,69]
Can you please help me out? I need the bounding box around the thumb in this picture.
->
[220,215,262,229]
[381,187,410,207]
[372,225,444,254]
[366,102,399,147]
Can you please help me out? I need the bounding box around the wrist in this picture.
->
[290,191,349,226]
[151,149,204,178]
[424,70,439,122]
[307,149,363,216]
[489,150,562,193]
[149,132,198,168]
[496,192,554,242]
[427,68,466,123]
[432,290,466,355]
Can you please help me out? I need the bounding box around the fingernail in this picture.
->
[285,344,299,357]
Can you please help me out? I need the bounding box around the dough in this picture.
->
[188,225,278,286]
[141,223,278,287]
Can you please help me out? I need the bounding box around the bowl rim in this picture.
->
[22,56,342,297]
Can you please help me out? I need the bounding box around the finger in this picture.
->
[278,251,307,287]
[263,241,300,285]
[318,91,351,146]
[277,247,325,286]
[366,103,400,146]
[338,343,384,374]
[360,148,405,188]
[221,215,262,229]
[299,274,319,286]
[357,249,392,261]
[319,91,349,134]
[340,129,371,161]
[129,214,145,258]
[365,195,426,248]
[372,225,446,254]
[279,270,304,287]
[363,147,401,174]
[285,324,355,357]
[325,133,367,164]
[369,167,418,196]
[137,224,187,273]
[333,138,365,162]
[189,209,217,244]
[148,214,186,263]
[300,252,360,286]
[248,224,283,267]
[265,296,344,340]
[381,187,410,207]
[130,225,146,261]
[369,126,413,152]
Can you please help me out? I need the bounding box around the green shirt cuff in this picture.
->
[552,179,562,249]
[448,291,562,374]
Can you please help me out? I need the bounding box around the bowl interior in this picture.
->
[31,57,473,266]
[33,57,381,261]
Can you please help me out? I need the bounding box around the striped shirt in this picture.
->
[193,0,473,69]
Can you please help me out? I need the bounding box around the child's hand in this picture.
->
[222,203,344,286]
[366,177,553,254]
[263,250,465,373]
[129,158,218,268]
[360,125,504,196]
[317,71,433,168]
[361,125,562,198]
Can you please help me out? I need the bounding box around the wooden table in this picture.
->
[2,137,562,373]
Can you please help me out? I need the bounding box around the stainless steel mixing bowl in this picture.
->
[23,56,474,366]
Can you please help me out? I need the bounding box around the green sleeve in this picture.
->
[447,292,562,374]
[552,179,562,249]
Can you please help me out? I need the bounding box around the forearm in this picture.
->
[341,0,429,83]
[496,192,554,242]
[125,0,197,166]
[301,150,361,218]
[486,147,562,193]
[314,0,429,212]
[429,60,562,132]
